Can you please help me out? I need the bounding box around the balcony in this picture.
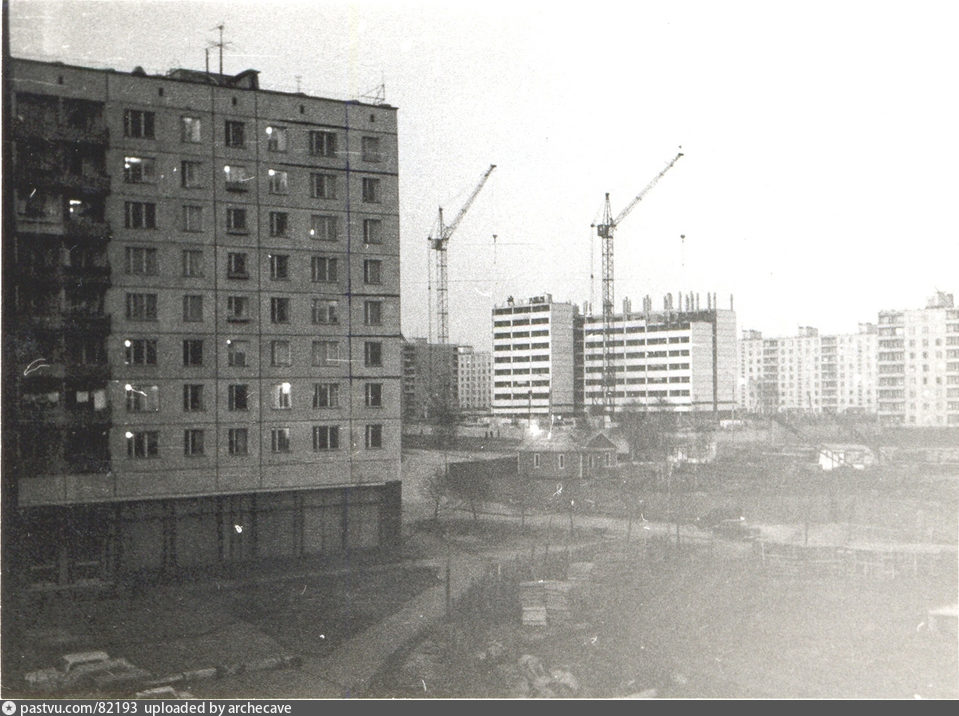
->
[65,218,111,241]
[65,362,112,381]
[224,180,249,193]
[12,117,108,145]
[17,165,111,195]
[15,404,111,427]
[63,312,112,334]
[63,264,111,286]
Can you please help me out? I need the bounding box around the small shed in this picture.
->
[818,443,876,471]
[517,431,617,480]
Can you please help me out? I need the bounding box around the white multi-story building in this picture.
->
[457,345,492,413]
[877,291,959,426]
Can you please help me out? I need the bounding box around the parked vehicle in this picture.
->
[24,650,150,693]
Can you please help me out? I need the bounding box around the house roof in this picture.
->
[518,430,617,453]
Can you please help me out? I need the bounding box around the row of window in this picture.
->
[125,381,383,412]
[125,423,384,458]
[124,292,387,326]
[124,111,384,162]
[125,337,383,368]
[531,453,612,469]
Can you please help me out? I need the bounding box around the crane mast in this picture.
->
[428,163,496,345]
[595,151,683,414]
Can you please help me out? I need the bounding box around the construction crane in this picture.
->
[594,151,684,413]
[428,163,497,344]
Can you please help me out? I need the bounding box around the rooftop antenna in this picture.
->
[358,73,387,104]
[295,75,302,93]
[208,23,233,75]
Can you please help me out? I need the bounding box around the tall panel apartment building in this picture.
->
[492,295,579,418]
[877,291,959,426]
[456,345,492,414]
[581,295,737,413]
[401,337,458,420]
[4,58,402,584]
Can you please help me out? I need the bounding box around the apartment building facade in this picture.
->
[4,58,402,584]
[401,337,458,420]
[456,345,491,414]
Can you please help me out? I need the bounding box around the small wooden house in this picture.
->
[517,431,618,480]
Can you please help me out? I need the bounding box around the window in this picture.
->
[226,207,247,232]
[310,214,338,241]
[313,383,339,408]
[125,384,159,412]
[364,300,382,326]
[271,339,291,367]
[309,130,336,157]
[184,429,204,456]
[227,252,248,279]
[361,177,381,203]
[182,249,204,277]
[126,430,158,458]
[558,454,566,469]
[124,201,156,229]
[365,383,382,408]
[225,120,246,147]
[271,428,291,453]
[226,295,251,322]
[313,425,339,451]
[228,384,249,411]
[125,293,157,321]
[363,259,382,284]
[224,165,248,191]
[270,297,291,324]
[361,136,382,162]
[269,254,290,280]
[533,453,541,468]
[123,109,155,138]
[182,204,203,232]
[363,218,382,244]
[181,160,203,188]
[123,156,155,183]
[182,339,203,366]
[124,338,157,365]
[228,428,248,456]
[124,247,158,275]
[365,424,383,449]
[310,173,337,199]
[311,256,337,283]
[182,295,203,322]
[227,339,248,367]
[364,341,383,367]
[268,169,289,194]
[182,384,204,411]
[269,211,289,237]
[312,298,338,325]
[273,382,292,409]
[181,116,202,143]
[266,126,288,152]
[312,340,339,367]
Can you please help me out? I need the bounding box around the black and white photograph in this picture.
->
[2,0,957,702]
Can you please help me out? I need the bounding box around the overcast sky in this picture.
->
[9,0,959,350]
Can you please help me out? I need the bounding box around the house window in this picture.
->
[364,300,382,326]
[125,384,159,412]
[269,211,289,237]
[224,165,248,191]
[313,383,339,408]
[182,339,203,367]
[363,218,382,244]
[310,173,337,199]
[124,247,158,275]
[123,109,155,139]
[181,160,203,188]
[226,207,247,232]
[182,204,203,232]
[182,384,204,411]
[365,424,383,449]
[225,120,245,147]
[125,293,157,321]
[227,339,248,367]
[365,383,382,408]
[312,298,338,325]
[182,249,204,277]
[312,340,339,367]
[268,169,289,194]
[228,428,248,456]
[124,201,156,229]
[227,252,248,279]
[126,430,159,458]
[309,130,336,157]
[605,452,612,467]
[271,339,291,367]
[311,256,337,283]
[228,384,249,411]
[124,338,157,366]
[270,297,291,324]
[181,116,202,143]
[123,156,155,183]
[226,295,251,322]
[273,382,292,409]
[271,428,291,453]
[310,214,338,241]
[269,254,290,280]
[361,136,382,162]
[364,341,383,367]
[558,454,566,469]
[182,295,203,322]
[266,126,288,152]
[533,453,541,468]
[313,425,340,451]
[363,259,382,284]
[184,429,205,456]
[361,177,381,203]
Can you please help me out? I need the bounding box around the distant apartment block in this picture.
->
[401,337,458,420]
[456,345,491,413]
